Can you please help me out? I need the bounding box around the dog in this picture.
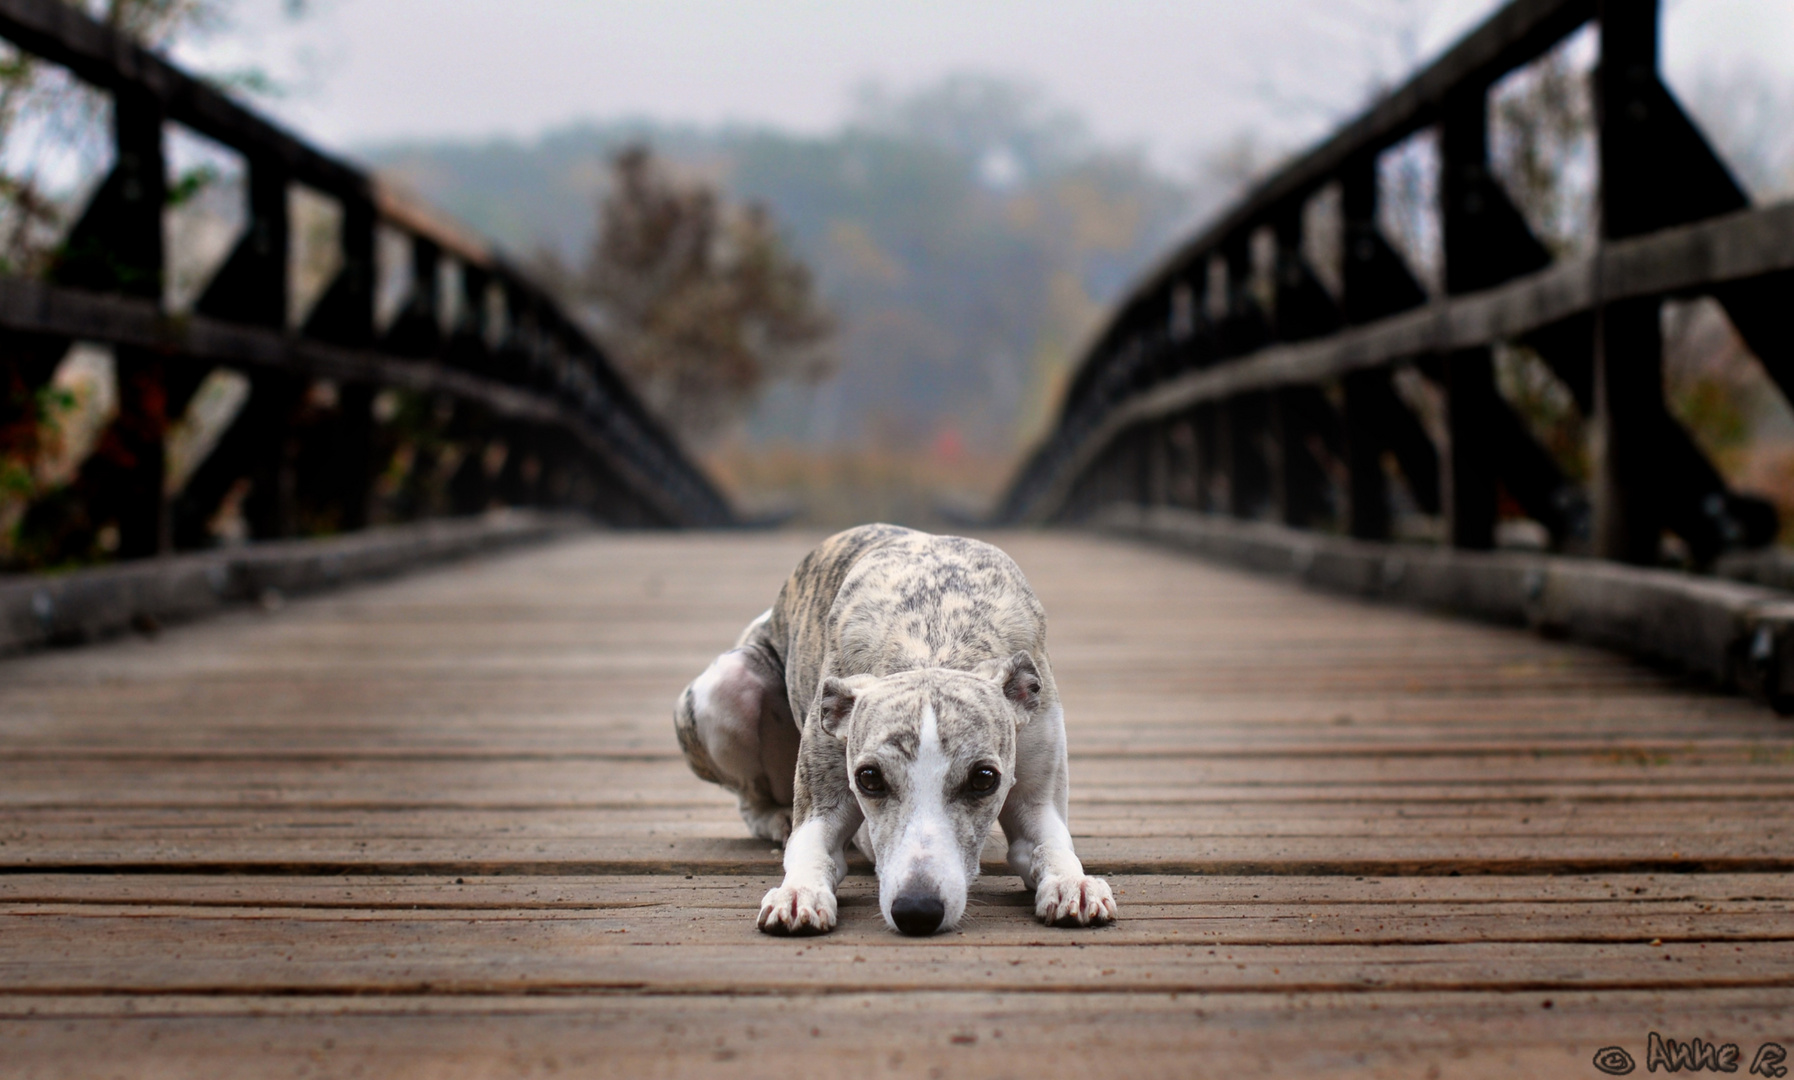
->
[674,524,1116,936]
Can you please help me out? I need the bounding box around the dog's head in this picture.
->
[816,652,1045,936]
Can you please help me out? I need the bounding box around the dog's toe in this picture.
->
[757,883,837,935]
[1035,874,1117,927]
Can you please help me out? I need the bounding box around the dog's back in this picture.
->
[767,525,1049,724]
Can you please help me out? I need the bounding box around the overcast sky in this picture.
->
[178,0,1794,176]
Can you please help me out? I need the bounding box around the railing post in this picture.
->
[1143,421,1170,508]
[1268,390,1294,526]
[1439,85,1504,551]
[385,235,442,357]
[303,196,377,347]
[1598,0,1668,241]
[493,281,544,507]
[174,152,302,547]
[1229,392,1271,519]
[1339,155,1434,539]
[1592,0,1666,563]
[1217,234,1272,520]
[1193,402,1220,513]
[1268,210,1343,530]
[448,264,497,515]
[1591,297,1665,562]
[1220,236,1269,359]
[1271,210,1340,342]
[447,264,491,371]
[1340,157,1427,325]
[1276,387,1338,529]
[384,236,445,520]
[1208,401,1233,514]
[1107,427,1137,511]
[1342,370,1391,540]
[533,344,579,510]
[1167,415,1198,509]
[301,195,379,532]
[46,85,168,558]
[1340,161,1390,540]
[1440,349,1500,550]
[194,152,289,328]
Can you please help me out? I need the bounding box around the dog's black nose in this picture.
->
[890,893,946,936]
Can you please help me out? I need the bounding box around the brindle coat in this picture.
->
[674,524,1115,935]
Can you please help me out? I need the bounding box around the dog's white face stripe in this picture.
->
[876,700,971,931]
[914,701,947,797]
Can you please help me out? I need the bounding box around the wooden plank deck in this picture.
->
[3,530,1792,1078]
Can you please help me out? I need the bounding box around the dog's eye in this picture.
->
[967,766,1000,794]
[855,765,888,796]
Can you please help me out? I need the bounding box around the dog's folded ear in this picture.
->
[816,674,875,737]
[996,651,1044,723]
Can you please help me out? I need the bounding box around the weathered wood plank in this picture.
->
[9,797,1793,836]
[9,754,1792,808]
[5,874,1790,950]
[4,900,1790,995]
[5,838,1791,879]
[8,871,1794,907]
[8,989,1792,1080]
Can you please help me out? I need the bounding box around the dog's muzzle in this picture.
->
[890,890,946,936]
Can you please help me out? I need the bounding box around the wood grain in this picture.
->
[3,530,1793,1077]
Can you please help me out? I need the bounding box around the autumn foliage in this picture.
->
[548,146,835,449]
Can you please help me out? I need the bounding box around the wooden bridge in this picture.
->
[6,530,1793,1078]
[3,0,1794,1075]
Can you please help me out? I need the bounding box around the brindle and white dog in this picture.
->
[674,524,1116,936]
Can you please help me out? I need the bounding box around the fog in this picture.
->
[178,0,1794,178]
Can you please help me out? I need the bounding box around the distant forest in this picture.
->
[359,77,1194,463]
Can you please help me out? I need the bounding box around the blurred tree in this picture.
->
[369,78,1189,476]
[1490,43,1594,260]
[554,145,836,449]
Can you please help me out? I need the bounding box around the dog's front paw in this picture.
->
[1035,874,1117,927]
[757,882,837,935]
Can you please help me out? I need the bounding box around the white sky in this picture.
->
[178,0,1794,175]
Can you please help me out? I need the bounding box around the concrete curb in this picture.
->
[0,510,591,654]
[1095,505,1794,714]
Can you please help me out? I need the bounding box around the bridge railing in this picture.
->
[0,0,731,566]
[997,0,1794,571]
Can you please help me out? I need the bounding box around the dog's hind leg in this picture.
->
[674,610,799,843]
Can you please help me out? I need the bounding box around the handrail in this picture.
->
[0,0,732,564]
[1064,0,1592,408]
[1018,200,1794,523]
[999,0,1792,575]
